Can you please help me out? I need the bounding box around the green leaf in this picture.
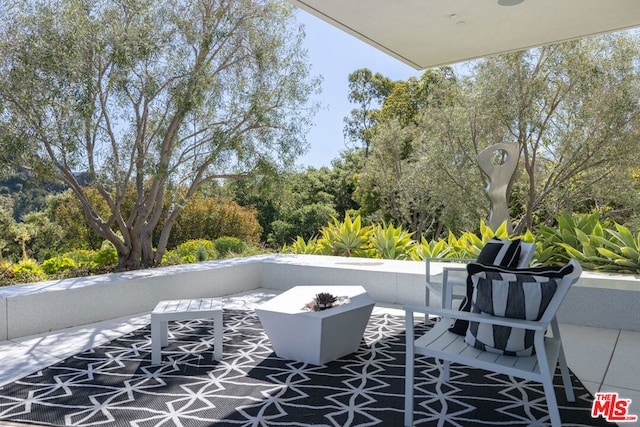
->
[595,247,623,260]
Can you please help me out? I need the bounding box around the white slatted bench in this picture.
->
[151,298,223,365]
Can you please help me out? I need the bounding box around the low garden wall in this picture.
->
[0,254,637,341]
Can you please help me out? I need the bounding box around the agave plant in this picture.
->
[317,215,372,257]
[602,224,640,273]
[370,222,415,260]
[454,220,513,257]
[412,236,452,261]
[284,236,320,254]
[536,212,610,266]
[557,221,640,274]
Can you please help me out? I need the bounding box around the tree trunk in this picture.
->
[117,246,140,272]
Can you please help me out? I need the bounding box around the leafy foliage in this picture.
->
[170,239,217,264]
[12,259,46,283]
[540,213,640,273]
[343,69,395,156]
[169,195,262,249]
[370,222,415,260]
[0,0,319,271]
[63,250,98,270]
[283,212,640,275]
[317,215,372,257]
[285,236,321,254]
[355,33,640,238]
[214,237,247,257]
[41,256,78,275]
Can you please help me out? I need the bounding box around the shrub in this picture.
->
[21,211,64,261]
[63,249,97,269]
[13,259,46,283]
[0,260,15,286]
[161,251,183,266]
[168,195,263,248]
[94,248,117,268]
[181,255,197,264]
[173,239,217,263]
[214,237,246,256]
[42,256,78,275]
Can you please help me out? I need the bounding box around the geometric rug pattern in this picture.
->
[0,309,613,426]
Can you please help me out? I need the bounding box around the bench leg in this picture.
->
[151,318,168,365]
[214,310,223,361]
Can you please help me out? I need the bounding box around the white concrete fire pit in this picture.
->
[255,285,375,365]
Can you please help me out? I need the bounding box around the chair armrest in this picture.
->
[404,305,549,332]
[425,257,475,280]
[425,257,476,263]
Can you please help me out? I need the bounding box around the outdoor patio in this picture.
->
[0,256,638,425]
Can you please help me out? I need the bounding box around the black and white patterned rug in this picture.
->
[0,310,612,426]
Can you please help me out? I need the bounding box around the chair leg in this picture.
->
[425,285,430,307]
[550,319,575,402]
[557,347,575,402]
[405,311,415,427]
[542,376,563,427]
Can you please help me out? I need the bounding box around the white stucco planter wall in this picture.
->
[258,254,425,305]
[0,254,638,341]
[0,258,262,340]
[558,270,640,331]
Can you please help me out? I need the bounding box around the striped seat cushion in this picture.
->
[463,262,575,356]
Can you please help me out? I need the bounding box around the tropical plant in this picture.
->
[412,236,453,261]
[551,217,640,274]
[598,224,640,273]
[451,221,513,258]
[284,236,321,255]
[535,212,609,265]
[317,215,372,257]
[370,222,415,260]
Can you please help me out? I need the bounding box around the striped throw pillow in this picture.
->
[463,262,574,356]
[448,238,522,335]
[476,238,522,268]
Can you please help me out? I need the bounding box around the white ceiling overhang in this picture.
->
[289,0,640,70]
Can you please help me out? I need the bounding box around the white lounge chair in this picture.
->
[405,259,582,427]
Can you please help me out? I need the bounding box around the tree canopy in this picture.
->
[355,32,640,237]
[0,0,320,270]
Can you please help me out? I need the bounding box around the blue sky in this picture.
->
[295,10,424,169]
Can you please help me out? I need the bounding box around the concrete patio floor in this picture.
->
[0,288,638,426]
